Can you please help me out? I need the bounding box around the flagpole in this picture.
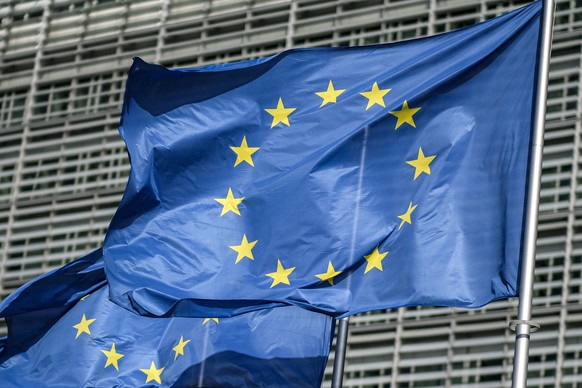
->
[511,0,555,387]
[331,317,349,388]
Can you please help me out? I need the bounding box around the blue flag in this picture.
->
[104,2,542,318]
[0,250,333,387]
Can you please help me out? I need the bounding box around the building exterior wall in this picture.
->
[0,0,581,386]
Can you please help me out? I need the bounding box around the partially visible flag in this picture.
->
[0,251,333,387]
[0,249,105,361]
[104,1,542,318]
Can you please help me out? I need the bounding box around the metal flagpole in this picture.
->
[510,0,555,387]
[331,317,350,388]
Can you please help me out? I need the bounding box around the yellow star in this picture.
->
[203,318,219,325]
[101,343,124,371]
[172,336,191,361]
[214,188,244,216]
[230,136,260,167]
[140,361,164,384]
[315,80,346,107]
[72,314,96,339]
[315,261,342,285]
[229,234,258,264]
[389,100,421,129]
[397,201,418,230]
[360,82,391,110]
[364,246,388,274]
[266,259,296,288]
[406,147,436,180]
[265,97,296,128]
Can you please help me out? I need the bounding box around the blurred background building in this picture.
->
[0,0,580,386]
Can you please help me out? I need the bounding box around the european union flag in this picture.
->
[0,250,333,387]
[104,2,542,318]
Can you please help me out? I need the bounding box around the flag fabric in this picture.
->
[104,1,542,318]
[0,250,333,387]
[0,249,105,362]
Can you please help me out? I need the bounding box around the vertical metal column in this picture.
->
[0,0,52,296]
[511,1,555,387]
[331,317,350,388]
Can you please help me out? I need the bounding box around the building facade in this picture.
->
[0,0,581,386]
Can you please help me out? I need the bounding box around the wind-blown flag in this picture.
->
[0,250,333,387]
[104,1,542,318]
